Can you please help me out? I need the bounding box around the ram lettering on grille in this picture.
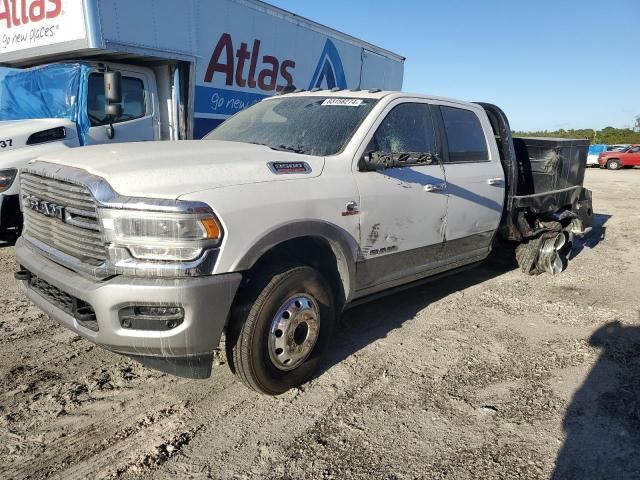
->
[21,172,106,265]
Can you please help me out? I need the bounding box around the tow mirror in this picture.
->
[104,70,122,104]
[105,102,122,118]
[103,70,122,139]
[358,151,387,172]
[359,151,436,172]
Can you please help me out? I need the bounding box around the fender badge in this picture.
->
[268,161,312,175]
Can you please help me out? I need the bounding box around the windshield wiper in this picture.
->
[270,144,307,154]
[246,142,307,154]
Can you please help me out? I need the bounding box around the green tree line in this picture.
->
[513,127,640,145]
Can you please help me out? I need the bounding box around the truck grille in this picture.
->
[21,172,106,266]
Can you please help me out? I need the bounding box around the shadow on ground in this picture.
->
[570,212,610,259]
[552,321,640,480]
[321,248,518,376]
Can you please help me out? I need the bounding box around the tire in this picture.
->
[606,159,622,170]
[226,264,335,395]
[515,238,543,275]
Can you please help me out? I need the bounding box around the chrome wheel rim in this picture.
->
[268,294,320,371]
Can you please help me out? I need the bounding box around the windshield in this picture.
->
[0,63,83,122]
[205,96,378,156]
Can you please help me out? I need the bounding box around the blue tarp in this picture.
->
[0,63,91,144]
[588,144,607,155]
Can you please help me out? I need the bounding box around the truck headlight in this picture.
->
[0,168,17,193]
[100,209,222,262]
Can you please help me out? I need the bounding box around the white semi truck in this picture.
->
[0,0,404,235]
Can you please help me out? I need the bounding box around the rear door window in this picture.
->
[87,73,146,126]
[439,106,488,162]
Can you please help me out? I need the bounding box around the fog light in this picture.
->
[119,305,185,331]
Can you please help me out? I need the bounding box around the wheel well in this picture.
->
[242,236,348,312]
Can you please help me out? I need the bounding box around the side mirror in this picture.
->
[103,70,122,139]
[105,103,122,118]
[358,151,389,172]
[104,70,122,104]
[358,151,436,172]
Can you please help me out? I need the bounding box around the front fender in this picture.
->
[232,220,359,304]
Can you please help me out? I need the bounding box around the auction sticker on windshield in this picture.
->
[321,99,364,107]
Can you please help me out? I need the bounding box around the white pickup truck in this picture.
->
[15,90,593,395]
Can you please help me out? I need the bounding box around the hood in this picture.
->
[35,140,326,199]
[0,119,77,152]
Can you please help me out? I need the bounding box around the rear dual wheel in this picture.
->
[226,265,335,395]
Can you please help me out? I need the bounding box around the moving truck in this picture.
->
[0,0,404,236]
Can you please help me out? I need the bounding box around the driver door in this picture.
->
[628,145,640,166]
[84,70,157,145]
[353,100,448,293]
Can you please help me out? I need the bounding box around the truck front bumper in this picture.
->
[15,238,242,378]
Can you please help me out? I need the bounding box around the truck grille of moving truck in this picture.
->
[21,172,106,266]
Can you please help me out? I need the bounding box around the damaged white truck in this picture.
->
[15,91,593,394]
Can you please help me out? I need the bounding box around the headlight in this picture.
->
[100,209,222,262]
[0,168,17,193]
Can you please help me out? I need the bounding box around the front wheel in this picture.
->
[607,159,622,170]
[226,265,335,395]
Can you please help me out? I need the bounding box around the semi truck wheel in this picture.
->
[606,159,621,170]
[226,265,335,395]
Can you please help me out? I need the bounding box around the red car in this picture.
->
[598,145,640,170]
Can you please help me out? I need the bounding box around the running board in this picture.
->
[345,262,482,311]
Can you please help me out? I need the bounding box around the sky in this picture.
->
[268,0,639,132]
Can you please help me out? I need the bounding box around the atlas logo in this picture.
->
[308,39,347,90]
[205,33,295,93]
[23,194,65,221]
[0,0,62,29]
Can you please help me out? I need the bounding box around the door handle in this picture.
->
[487,178,504,186]
[423,183,447,193]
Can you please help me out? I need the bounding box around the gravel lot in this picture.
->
[1,169,639,480]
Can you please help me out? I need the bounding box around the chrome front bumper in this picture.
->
[16,237,242,378]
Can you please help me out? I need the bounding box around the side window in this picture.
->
[368,103,436,155]
[630,146,640,153]
[87,73,146,127]
[440,106,488,162]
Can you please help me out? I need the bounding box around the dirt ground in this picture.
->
[1,168,639,480]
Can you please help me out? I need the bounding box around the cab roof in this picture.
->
[268,88,481,109]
